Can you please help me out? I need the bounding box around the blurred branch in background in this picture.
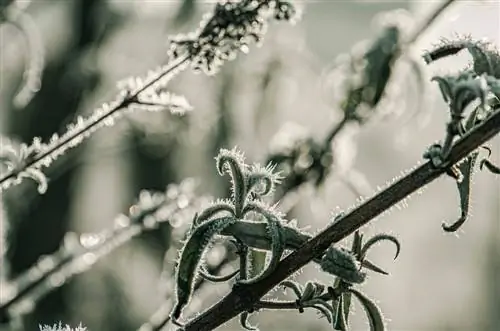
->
[1,0,123,329]
[0,0,44,109]
[0,180,203,327]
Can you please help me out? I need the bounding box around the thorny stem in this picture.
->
[407,0,457,45]
[180,108,500,331]
[0,54,190,187]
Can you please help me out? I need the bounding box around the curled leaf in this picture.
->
[309,301,334,324]
[215,148,247,215]
[360,234,401,262]
[479,146,500,174]
[442,151,479,232]
[348,288,385,331]
[240,311,258,331]
[480,158,500,174]
[431,76,454,103]
[246,163,282,197]
[199,267,239,282]
[172,216,237,322]
[194,199,234,225]
[423,37,500,78]
[301,282,316,302]
[450,76,489,114]
[238,211,285,285]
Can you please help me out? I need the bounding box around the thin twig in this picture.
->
[0,182,200,321]
[407,0,457,44]
[181,108,500,331]
[0,54,189,188]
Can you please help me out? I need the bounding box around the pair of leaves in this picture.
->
[329,231,399,331]
[171,148,285,325]
[260,231,400,331]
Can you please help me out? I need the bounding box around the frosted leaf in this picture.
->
[135,91,193,115]
[0,137,48,193]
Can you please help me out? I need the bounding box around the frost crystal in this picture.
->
[38,322,87,331]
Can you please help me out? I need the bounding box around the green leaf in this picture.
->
[480,158,500,174]
[172,216,237,322]
[442,151,479,232]
[240,311,258,331]
[359,234,401,270]
[333,294,349,331]
[199,267,239,282]
[320,246,366,284]
[215,148,248,216]
[348,288,385,331]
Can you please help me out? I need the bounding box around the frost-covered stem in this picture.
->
[0,54,189,190]
[0,225,140,316]
[407,0,457,45]
[0,185,198,321]
[181,108,500,331]
[253,300,298,310]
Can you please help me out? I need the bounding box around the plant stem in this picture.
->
[0,54,190,189]
[253,300,298,310]
[181,108,500,331]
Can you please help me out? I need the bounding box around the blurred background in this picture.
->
[0,0,498,330]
